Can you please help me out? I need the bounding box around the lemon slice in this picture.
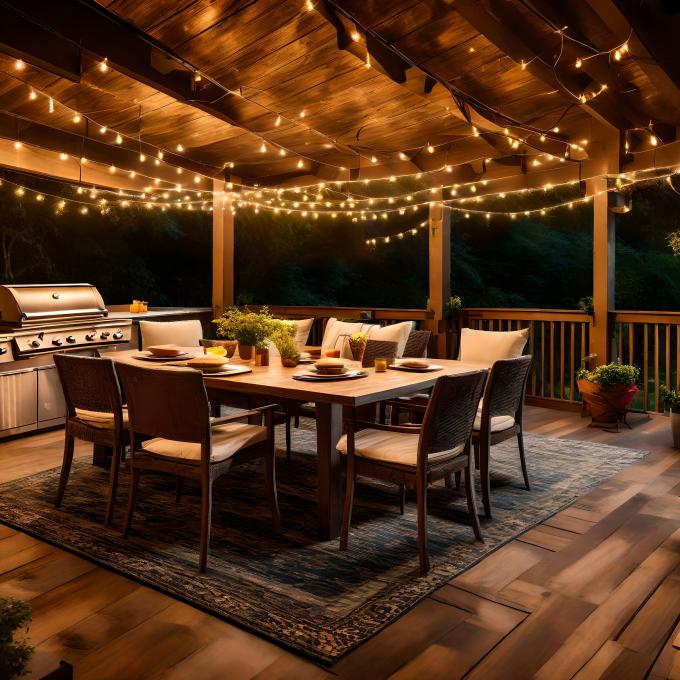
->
[206,346,227,357]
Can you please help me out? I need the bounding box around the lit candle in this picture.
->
[374,358,388,372]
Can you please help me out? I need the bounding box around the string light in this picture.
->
[99,58,109,73]
[29,89,37,101]
[73,113,81,123]
[14,59,24,70]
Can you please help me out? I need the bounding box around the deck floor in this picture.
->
[0,407,678,679]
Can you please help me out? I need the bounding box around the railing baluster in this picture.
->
[643,324,649,411]
[666,324,671,392]
[570,322,575,401]
[617,322,623,360]
[559,322,565,400]
[654,324,659,412]
[629,322,634,367]
[530,321,536,396]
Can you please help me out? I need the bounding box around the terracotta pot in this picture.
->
[255,347,269,366]
[578,380,638,427]
[671,411,680,449]
[281,355,300,368]
[238,344,254,360]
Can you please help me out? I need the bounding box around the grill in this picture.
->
[0,283,132,438]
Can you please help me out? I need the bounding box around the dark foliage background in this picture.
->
[0,170,678,311]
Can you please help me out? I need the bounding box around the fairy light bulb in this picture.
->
[176,144,184,152]
[575,58,582,68]
[370,155,378,163]
[297,159,304,169]
[99,58,108,73]
[260,142,267,153]
[158,150,164,160]
[14,59,24,70]
[275,115,282,127]
[73,113,81,123]
[13,141,22,150]
[115,134,123,144]
[398,152,407,160]
[193,175,201,184]
[651,135,658,146]
[365,53,371,68]
[59,153,68,160]
[99,126,107,134]
[15,187,24,196]
[279,148,286,156]
[139,153,146,162]
[540,134,546,142]
[29,89,37,101]
[614,49,621,61]
[48,98,54,113]
[109,165,116,173]
[427,144,435,153]
[305,0,313,10]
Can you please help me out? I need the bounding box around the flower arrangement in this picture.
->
[577,296,594,315]
[660,385,680,413]
[667,230,680,256]
[213,306,277,349]
[576,362,640,389]
[347,332,367,362]
[269,323,300,366]
[0,597,33,679]
[445,295,463,318]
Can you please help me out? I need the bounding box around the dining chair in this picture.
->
[338,370,488,574]
[472,355,533,518]
[116,362,281,573]
[403,330,431,359]
[138,319,202,350]
[54,354,127,525]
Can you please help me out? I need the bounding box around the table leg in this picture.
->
[315,402,344,540]
[92,444,110,467]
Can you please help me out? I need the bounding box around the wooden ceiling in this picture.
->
[0,0,678,188]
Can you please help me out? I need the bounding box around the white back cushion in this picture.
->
[459,327,528,364]
[139,320,203,350]
[365,321,413,357]
[268,318,314,357]
[321,318,371,353]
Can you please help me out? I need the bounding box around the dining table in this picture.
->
[102,348,489,540]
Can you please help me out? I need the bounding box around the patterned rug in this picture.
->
[0,422,646,664]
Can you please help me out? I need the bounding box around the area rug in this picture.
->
[0,424,646,664]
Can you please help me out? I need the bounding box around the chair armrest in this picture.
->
[210,404,278,427]
[352,420,422,434]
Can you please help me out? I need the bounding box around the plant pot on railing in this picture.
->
[660,386,680,449]
[577,362,640,431]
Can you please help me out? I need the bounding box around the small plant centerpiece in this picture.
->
[577,361,640,431]
[0,597,33,679]
[269,323,300,367]
[213,306,277,362]
[444,294,463,319]
[660,386,680,448]
[347,332,368,363]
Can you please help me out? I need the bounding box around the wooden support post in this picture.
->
[427,194,451,359]
[212,179,234,319]
[589,176,616,365]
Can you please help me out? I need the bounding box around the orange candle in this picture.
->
[325,348,341,358]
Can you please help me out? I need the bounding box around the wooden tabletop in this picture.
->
[103,349,488,407]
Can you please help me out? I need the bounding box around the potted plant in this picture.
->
[213,307,276,362]
[577,361,640,431]
[270,324,300,367]
[0,597,33,679]
[660,386,680,448]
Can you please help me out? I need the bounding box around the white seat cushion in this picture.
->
[75,407,128,429]
[459,328,528,364]
[337,428,464,467]
[141,422,266,464]
[139,320,203,350]
[473,410,516,432]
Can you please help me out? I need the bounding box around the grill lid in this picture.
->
[0,284,108,327]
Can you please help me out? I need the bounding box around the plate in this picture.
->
[200,365,252,377]
[293,370,367,382]
[388,363,444,372]
[133,352,191,362]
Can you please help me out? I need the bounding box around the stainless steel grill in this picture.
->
[0,283,132,438]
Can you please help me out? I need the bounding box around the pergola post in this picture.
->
[212,179,234,318]
[588,176,616,366]
[426,194,451,358]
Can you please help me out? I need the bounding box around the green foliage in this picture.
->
[668,230,680,256]
[578,296,594,315]
[0,597,33,679]
[445,295,463,317]
[577,362,640,389]
[660,385,680,413]
[268,323,299,359]
[213,307,277,348]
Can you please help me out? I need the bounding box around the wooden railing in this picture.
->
[463,308,593,407]
[614,311,680,412]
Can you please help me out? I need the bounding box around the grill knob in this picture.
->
[52,338,63,346]
[85,332,96,341]
[66,335,77,344]
[112,330,124,340]
[30,339,42,348]
[0,347,7,355]
[100,331,110,340]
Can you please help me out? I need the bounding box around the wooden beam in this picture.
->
[212,178,234,318]
[427,191,451,359]
[588,176,616,365]
[451,0,647,132]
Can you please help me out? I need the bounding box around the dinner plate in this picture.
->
[200,365,252,377]
[133,352,192,361]
[293,370,367,382]
[388,363,444,372]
